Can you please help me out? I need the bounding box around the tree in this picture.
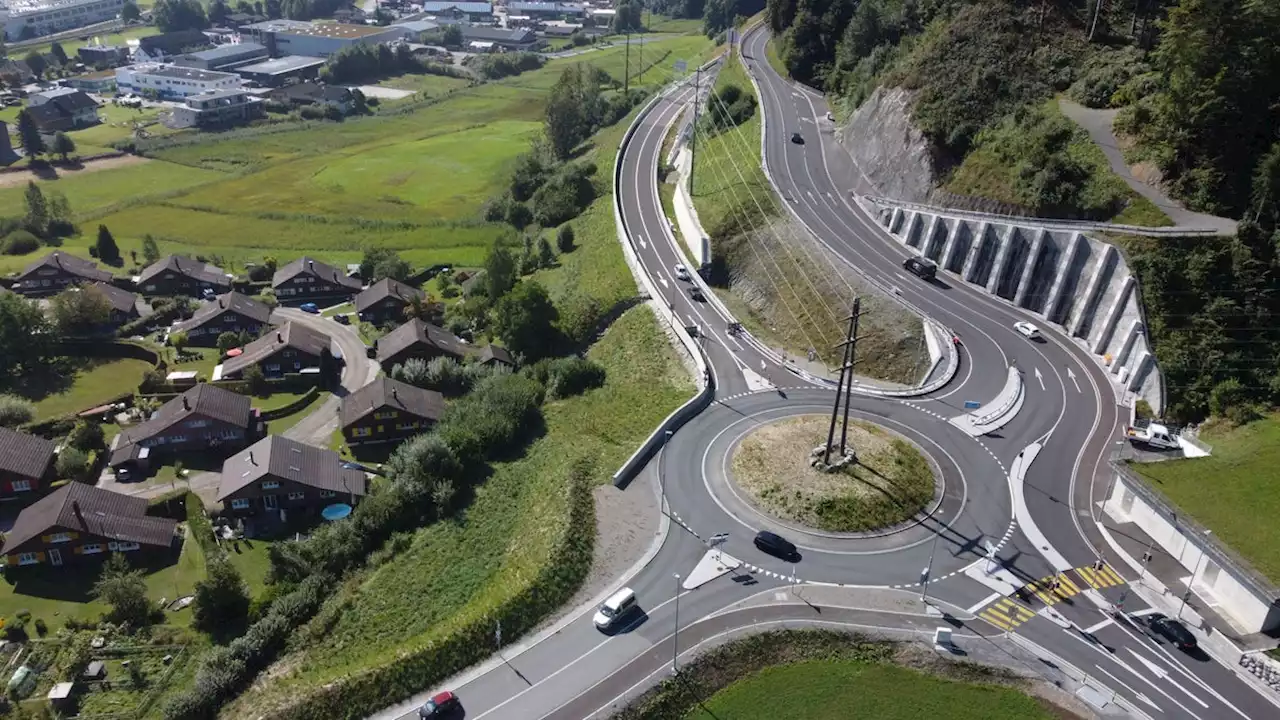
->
[216,331,241,355]
[50,42,68,66]
[386,432,462,493]
[208,0,230,25]
[545,65,596,160]
[0,293,51,383]
[56,447,90,479]
[121,0,141,22]
[191,558,250,634]
[0,394,35,427]
[50,132,76,163]
[169,330,189,355]
[242,363,268,395]
[67,419,106,450]
[46,192,73,236]
[141,234,161,265]
[537,236,556,268]
[92,553,151,626]
[16,110,45,159]
[359,247,411,282]
[612,1,644,32]
[50,285,112,335]
[24,52,46,78]
[556,224,575,253]
[152,0,210,32]
[442,24,463,47]
[95,224,121,265]
[483,240,518,301]
[493,281,559,360]
[402,293,433,322]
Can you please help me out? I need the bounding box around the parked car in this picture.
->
[300,302,320,314]
[417,690,461,718]
[903,256,937,280]
[753,530,798,561]
[791,132,804,144]
[1013,321,1041,340]
[334,313,351,325]
[673,263,691,281]
[1144,613,1197,651]
[593,587,637,630]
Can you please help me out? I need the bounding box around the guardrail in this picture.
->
[611,66,720,487]
[862,195,1222,237]
[975,367,1023,425]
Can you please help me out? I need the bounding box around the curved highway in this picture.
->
[372,32,1280,720]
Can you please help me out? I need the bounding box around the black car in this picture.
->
[903,256,938,280]
[688,286,705,302]
[790,132,804,144]
[754,530,798,560]
[1145,613,1198,650]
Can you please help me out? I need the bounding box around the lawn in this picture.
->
[22,358,152,422]
[223,537,274,601]
[71,102,173,148]
[686,661,1059,720]
[264,390,329,436]
[14,25,160,61]
[377,71,472,96]
[1127,413,1280,584]
[251,389,314,414]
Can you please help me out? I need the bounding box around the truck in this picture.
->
[1125,422,1180,450]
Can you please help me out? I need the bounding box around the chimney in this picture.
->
[249,450,256,465]
[218,297,225,308]
[308,259,315,271]
[392,387,398,401]
[276,330,283,342]
[73,500,84,526]
[182,395,190,411]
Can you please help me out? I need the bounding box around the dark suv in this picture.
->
[903,256,938,280]
[1145,613,1198,651]
[754,530,799,561]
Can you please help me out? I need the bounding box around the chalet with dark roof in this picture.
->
[1,483,179,569]
[171,292,272,346]
[136,255,233,297]
[0,427,56,498]
[107,383,260,474]
[476,344,514,368]
[13,252,112,296]
[354,277,435,327]
[340,376,445,445]
[88,282,148,326]
[218,435,367,516]
[272,256,362,302]
[217,321,331,380]
[374,318,468,370]
[26,88,100,132]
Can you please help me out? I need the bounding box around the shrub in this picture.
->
[556,223,575,253]
[386,432,463,494]
[192,558,251,636]
[1,229,40,255]
[524,356,606,399]
[65,419,105,450]
[3,617,26,641]
[33,618,47,637]
[531,162,597,227]
[0,394,35,427]
[1067,48,1150,109]
[55,447,90,479]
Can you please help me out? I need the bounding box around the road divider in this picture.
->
[949,366,1024,437]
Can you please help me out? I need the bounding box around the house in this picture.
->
[225,12,269,27]
[25,88,100,132]
[0,483,179,569]
[70,69,117,93]
[414,2,494,22]
[217,435,367,516]
[340,376,445,445]
[87,282,147,326]
[136,255,233,298]
[476,344,514,368]
[374,318,468,370]
[459,25,538,50]
[332,5,367,23]
[171,292,272,346]
[354,277,432,327]
[107,383,260,475]
[13,252,111,296]
[134,29,212,62]
[267,82,354,113]
[0,427,55,498]
[272,256,362,302]
[173,42,269,71]
[240,19,407,58]
[78,45,129,66]
[166,88,265,129]
[507,1,586,19]
[217,321,331,380]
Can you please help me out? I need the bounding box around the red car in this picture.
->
[418,690,461,718]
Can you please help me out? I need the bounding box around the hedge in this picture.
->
[266,457,597,720]
[186,493,219,561]
[259,386,322,421]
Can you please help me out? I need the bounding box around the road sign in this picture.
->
[708,533,729,548]
[963,400,982,410]
[674,59,687,73]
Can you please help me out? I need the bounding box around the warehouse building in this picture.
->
[507,1,585,20]
[115,64,243,99]
[1,0,125,41]
[240,19,406,58]
[232,55,326,87]
[173,42,270,71]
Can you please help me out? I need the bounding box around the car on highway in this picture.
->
[673,263,692,281]
[903,256,937,280]
[1013,321,1041,340]
[300,302,320,314]
[417,690,461,718]
[1144,613,1198,651]
[753,530,798,561]
[790,132,804,144]
[688,286,705,302]
[593,587,638,630]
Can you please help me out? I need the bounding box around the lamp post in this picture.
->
[660,429,673,510]
[921,530,940,605]
[672,573,681,674]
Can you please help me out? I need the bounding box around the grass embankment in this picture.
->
[945,98,1172,227]
[732,415,935,532]
[1127,414,1280,585]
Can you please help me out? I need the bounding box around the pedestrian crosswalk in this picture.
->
[1021,572,1083,605]
[1076,562,1126,589]
[979,596,1037,631]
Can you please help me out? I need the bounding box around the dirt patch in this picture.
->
[0,155,148,188]
[731,414,936,533]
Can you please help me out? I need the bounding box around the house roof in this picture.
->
[339,376,445,428]
[113,383,254,451]
[25,102,72,130]
[460,25,535,43]
[271,82,351,103]
[179,42,268,63]
[418,2,493,12]
[138,29,210,54]
[0,426,55,481]
[0,483,178,554]
[221,321,330,377]
[20,252,111,283]
[477,344,513,366]
[172,291,272,335]
[354,277,425,314]
[138,254,232,288]
[272,256,362,291]
[217,435,368,500]
[508,1,585,13]
[233,54,327,76]
[87,282,140,314]
[375,319,467,364]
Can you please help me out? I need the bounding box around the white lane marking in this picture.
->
[657,275,669,289]
[1094,664,1163,713]
[1061,629,1205,720]
[1084,618,1114,634]
[1128,648,1209,708]
[638,236,647,249]
[966,592,1002,615]
[1067,366,1082,393]
[1034,366,1046,391]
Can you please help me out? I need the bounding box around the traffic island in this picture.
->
[730,414,937,533]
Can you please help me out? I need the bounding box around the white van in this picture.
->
[593,587,637,630]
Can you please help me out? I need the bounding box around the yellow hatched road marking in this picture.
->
[979,597,1036,631]
[980,610,1014,631]
[1055,572,1081,596]
[1098,564,1125,585]
[1077,565,1125,589]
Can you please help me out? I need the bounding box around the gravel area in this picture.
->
[0,154,147,188]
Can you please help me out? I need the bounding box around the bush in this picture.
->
[556,224,575,252]
[192,558,251,636]
[524,356,606,399]
[1,229,40,255]
[55,447,90,479]
[1067,48,1150,109]
[532,162,596,227]
[66,419,105,450]
[33,618,47,637]
[437,372,545,465]
[470,52,544,79]
[0,394,35,427]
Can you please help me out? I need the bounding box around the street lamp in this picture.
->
[672,573,681,674]
[660,430,673,510]
[921,530,940,605]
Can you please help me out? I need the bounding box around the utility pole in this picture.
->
[1088,0,1105,42]
[637,2,644,86]
[840,298,863,456]
[624,29,630,95]
[825,300,860,465]
[689,64,701,196]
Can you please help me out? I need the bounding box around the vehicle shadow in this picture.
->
[598,610,650,637]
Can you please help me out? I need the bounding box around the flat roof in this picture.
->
[234,55,327,75]
[185,42,268,62]
[127,64,242,82]
[244,19,396,38]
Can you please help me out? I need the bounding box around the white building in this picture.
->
[115,64,243,100]
[1,0,125,41]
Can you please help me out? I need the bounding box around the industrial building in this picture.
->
[0,0,125,41]
[115,64,244,99]
[240,19,407,58]
[232,55,326,87]
[173,42,270,71]
[416,2,493,22]
[506,1,585,19]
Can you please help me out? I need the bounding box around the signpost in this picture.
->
[984,540,999,575]
[708,532,729,563]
